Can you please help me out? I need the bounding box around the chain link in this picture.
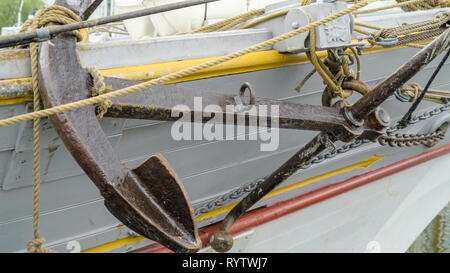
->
[194,102,450,217]
[379,129,446,147]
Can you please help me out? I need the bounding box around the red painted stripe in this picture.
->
[134,143,450,253]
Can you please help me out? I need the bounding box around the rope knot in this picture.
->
[27,237,56,253]
[396,0,450,11]
[86,67,113,119]
[396,83,422,102]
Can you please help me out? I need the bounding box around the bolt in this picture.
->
[374,108,391,126]
[291,22,300,29]
[368,107,391,131]
[210,231,234,253]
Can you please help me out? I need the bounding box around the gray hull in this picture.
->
[1,5,450,252]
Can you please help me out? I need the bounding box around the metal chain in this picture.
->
[194,138,370,217]
[388,102,450,133]
[194,102,450,217]
[379,129,446,147]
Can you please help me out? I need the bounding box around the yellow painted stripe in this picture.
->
[93,44,407,83]
[82,155,385,253]
[0,97,33,105]
[102,50,311,82]
[196,155,385,221]
[81,236,144,253]
[0,44,407,105]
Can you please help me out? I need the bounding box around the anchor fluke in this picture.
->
[104,154,201,252]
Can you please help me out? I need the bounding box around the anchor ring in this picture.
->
[322,79,371,107]
[239,82,257,106]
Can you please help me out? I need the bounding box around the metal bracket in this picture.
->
[260,2,357,53]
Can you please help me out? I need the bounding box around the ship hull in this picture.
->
[1,7,450,253]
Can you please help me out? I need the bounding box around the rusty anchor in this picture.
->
[36,0,201,252]
[31,0,450,254]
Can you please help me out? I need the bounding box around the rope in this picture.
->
[355,11,450,48]
[0,1,371,129]
[396,83,450,103]
[17,6,83,47]
[399,46,450,127]
[188,8,265,33]
[18,5,82,253]
[27,238,56,253]
[239,0,317,30]
[374,12,450,39]
[190,0,318,33]
[296,12,360,102]
[86,67,112,119]
[354,0,426,15]
[239,9,289,30]
[396,0,450,11]
[306,17,345,97]
[301,0,315,5]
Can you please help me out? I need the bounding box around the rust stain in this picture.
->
[0,49,29,61]
[43,144,59,176]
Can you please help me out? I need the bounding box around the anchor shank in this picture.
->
[223,132,331,230]
[350,28,450,122]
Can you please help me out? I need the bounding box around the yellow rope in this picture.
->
[396,0,450,11]
[399,82,450,103]
[306,15,342,95]
[239,9,289,30]
[301,0,315,5]
[355,11,450,48]
[295,69,317,93]
[19,5,82,254]
[217,14,257,31]
[297,12,360,98]
[353,0,425,14]
[374,12,450,38]
[0,1,371,129]
[223,0,315,31]
[18,6,83,47]
[188,8,265,34]
[354,26,373,36]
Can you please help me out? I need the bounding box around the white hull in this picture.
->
[197,154,450,253]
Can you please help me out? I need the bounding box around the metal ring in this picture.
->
[322,79,371,107]
[35,27,51,42]
[239,82,257,106]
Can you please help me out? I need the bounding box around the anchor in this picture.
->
[37,0,201,252]
[32,0,450,253]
